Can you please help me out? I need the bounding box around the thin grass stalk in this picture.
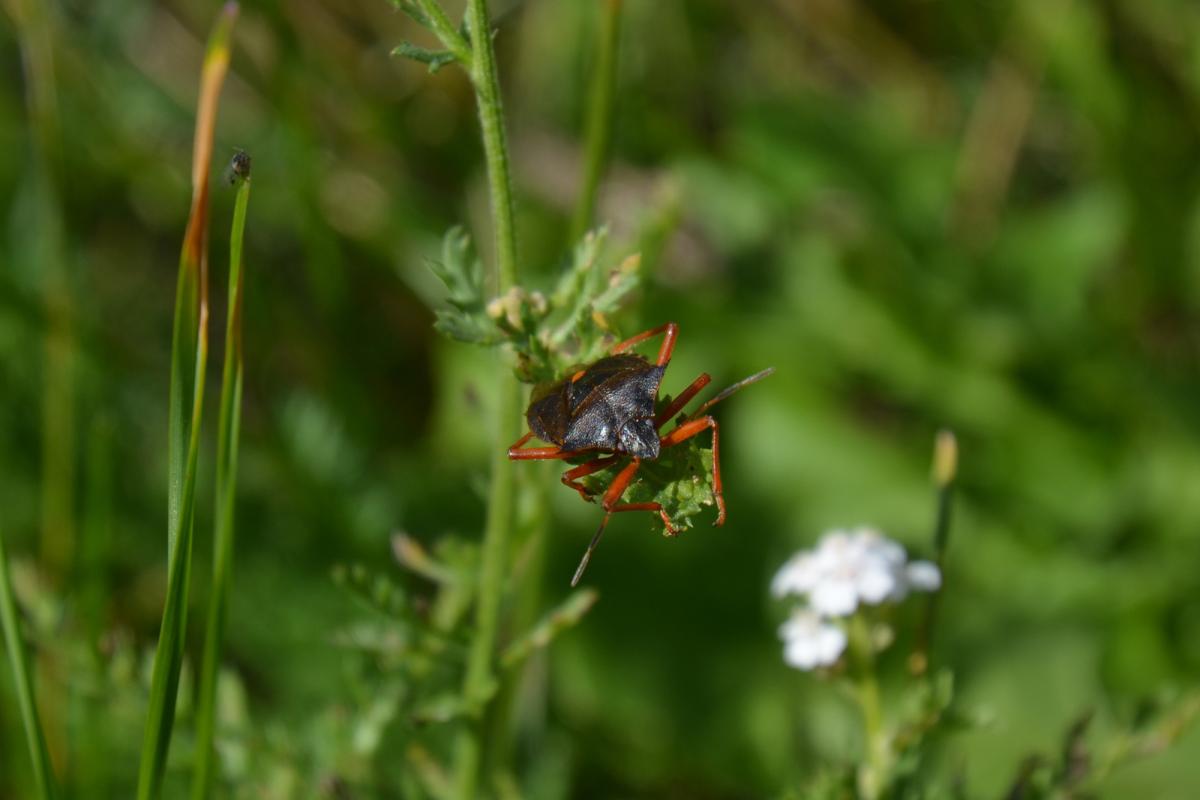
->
[454,0,522,795]
[191,162,251,800]
[0,527,58,800]
[569,0,622,242]
[136,6,237,798]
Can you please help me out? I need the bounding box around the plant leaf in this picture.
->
[137,5,236,799]
[392,41,458,73]
[388,0,431,27]
[427,227,502,344]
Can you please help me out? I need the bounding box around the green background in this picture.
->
[3,0,1200,796]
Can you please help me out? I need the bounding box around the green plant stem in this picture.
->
[850,615,888,800]
[488,467,551,765]
[466,0,518,292]
[570,0,622,241]
[0,528,58,799]
[454,0,521,796]
[192,175,250,800]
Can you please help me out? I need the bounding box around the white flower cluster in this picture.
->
[772,527,941,671]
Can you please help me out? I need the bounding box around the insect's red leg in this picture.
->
[508,432,579,461]
[507,431,534,452]
[659,415,725,525]
[571,456,679,585]
[611,321,679,366]
[599,459,676,533]
[560,455,621,501]
[655,372,712,427]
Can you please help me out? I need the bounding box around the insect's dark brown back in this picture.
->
[564,354,649,413]
[525,354,664,454]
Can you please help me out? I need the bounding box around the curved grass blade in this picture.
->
[0,528,58,799]
[191,155,251,800]
[136,5,238,799]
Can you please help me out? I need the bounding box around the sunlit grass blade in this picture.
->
[192,153,251,800]
[136,5,238,799]
[0,528,58,800]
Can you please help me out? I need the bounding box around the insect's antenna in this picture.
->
[686,367,775,421]
[571,512,613,586]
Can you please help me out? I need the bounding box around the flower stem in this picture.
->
[454,0,521,796]
[849,615,888,800]
[569,0,622,242]
[467,0,517,292]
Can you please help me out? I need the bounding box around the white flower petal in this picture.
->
[784,637,821,670]
[773,528,934,623]
[906,560,942,592]
[856,564,898,604]
[810,577,858,617]
[770,553,820,598]
[813,624,848,664]
[780,610,846,670]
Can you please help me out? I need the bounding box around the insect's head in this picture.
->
[619,417,660,460]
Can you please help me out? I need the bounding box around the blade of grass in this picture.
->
[192,154,251,800]
[136,5,238,799]
[0,527,58,800]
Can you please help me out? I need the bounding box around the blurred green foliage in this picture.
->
[3,0,1200,797]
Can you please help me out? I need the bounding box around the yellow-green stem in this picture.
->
[467,0,518,292]
[850,615,888,800]
[453,0,522,796]
[488,466,551,765]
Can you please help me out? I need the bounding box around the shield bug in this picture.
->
[508,322,772,584]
